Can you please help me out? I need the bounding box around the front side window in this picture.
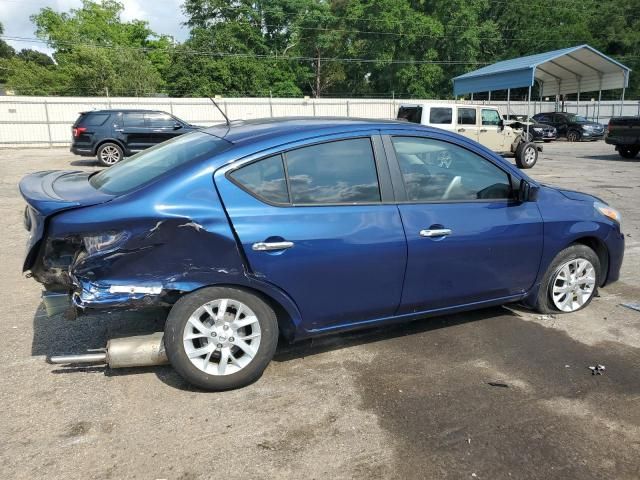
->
[457,108,477,125]
[429,107,453,124]
[391,136,512,202]
[285,138,381,204]
[230,154,289,204]
[481,109,501,126]
[90,132,231,195]
[146,112,175,128]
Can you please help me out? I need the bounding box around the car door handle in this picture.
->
[115,128,124,132]
[480,128,487,132]
[252,241,294,251]
[457,128,466,132]
[419,229,452,238]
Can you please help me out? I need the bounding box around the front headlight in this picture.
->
[533,127,543,132]
[83,231,130,255]
[594,201,621,224]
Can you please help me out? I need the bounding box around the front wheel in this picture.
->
[618,146,639,159]
[164,287,279,391]
[515,142,538,169]
[535,244,600,314]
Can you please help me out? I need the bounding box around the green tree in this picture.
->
[16,49,55,66]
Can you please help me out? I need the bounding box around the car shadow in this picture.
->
[69,159,100,167]
[579,154,638,162]
[32,302,521,391]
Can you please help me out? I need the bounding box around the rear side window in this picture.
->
[481,109,501,126]
[146,112,175,128]
[81,113,109,126]
[230,155,289,204]
[397,106,422,124]
[457,108,476,125]
[429,107,452,124]
[284,138,381,204]
[123,113,146,127]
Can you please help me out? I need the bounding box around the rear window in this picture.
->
[397,106,422,124]
[89,132,231,195]
[429,107,452,124]
[230,154,289,204]
[79,113,110,126]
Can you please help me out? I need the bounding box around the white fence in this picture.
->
[1,95,639,147]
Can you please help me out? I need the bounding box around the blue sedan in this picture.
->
[20,118,624,390]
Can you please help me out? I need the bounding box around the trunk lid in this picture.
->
[20,170,115,270]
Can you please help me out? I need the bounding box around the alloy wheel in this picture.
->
[100,145,121,165]
[524,146,536,165]
[551,258,596,312]
[182,298,262,376]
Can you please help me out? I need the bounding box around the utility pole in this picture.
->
[315,48,321,98]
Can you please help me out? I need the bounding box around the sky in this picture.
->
[0,0,188,55]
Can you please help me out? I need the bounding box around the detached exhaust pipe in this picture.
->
[48,332,168,368]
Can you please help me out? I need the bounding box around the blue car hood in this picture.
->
[19,170,114,216]
[543,184,604,204]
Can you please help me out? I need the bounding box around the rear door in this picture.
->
[455,107,479,142]
[384,131,543,312]
[145,112,183,145]
[117,112,150,152]
[478,108,505,151]
[215,133,407,332]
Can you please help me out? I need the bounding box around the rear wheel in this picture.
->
[97,142,123,167]
[164,287,279,391]
[535,244,600,314]
[618,146,639,159]
[566,130,581,142]
[515,141,538,169]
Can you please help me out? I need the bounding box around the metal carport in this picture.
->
[452,45,631,123]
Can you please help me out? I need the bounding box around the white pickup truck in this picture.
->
[397,103,541,168]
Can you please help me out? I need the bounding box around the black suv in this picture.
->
[71,110,200,166]
[531,112,604,142]
[503,114,557,142]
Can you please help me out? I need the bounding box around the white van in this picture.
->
[397,103,540,168]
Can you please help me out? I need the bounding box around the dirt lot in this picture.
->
[1,141,639,480]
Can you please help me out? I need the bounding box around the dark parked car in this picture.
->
[21,118,624,390]
[531,112,605,142]
[605,116,640,159]
[71,109,200,166]
[503,114,557,142]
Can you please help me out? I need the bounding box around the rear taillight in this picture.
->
[73,126,87,137]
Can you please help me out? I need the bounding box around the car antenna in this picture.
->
[209,97,230,126]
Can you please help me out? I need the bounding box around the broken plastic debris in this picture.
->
[588,364,606,375]
[621,302,640,313]
[537,314,556,320]
[488,382,509,388]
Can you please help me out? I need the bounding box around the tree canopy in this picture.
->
[1,0,639,98]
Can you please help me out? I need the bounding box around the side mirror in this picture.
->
[517,180,539,202]
[498,119,505,131]
[173,122,183,130]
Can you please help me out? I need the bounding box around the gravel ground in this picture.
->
[0,141,639,480]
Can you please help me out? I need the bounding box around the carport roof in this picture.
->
[453,45,631,97]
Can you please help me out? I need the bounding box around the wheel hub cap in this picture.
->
[551,258,596,312]
[183,299,261,376]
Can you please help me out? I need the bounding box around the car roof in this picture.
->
[399,103,501,110]
[202,117,427,145]
[80,109,169,114]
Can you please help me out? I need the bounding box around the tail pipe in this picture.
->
[48,332,168,368]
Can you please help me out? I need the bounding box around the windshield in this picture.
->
[90,132,231,195]
[565,114,588,123]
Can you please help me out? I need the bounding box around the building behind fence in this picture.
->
[1,96,639,147]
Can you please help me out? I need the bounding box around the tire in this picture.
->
[566,130,581,142]
[535,244,600,314]
[164,287,279,391]
[97,142,123,167]
[515,141,538,169]
[618,146,639,159]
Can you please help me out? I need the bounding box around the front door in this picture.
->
[216,135,407,331]
[478,108,505,151]
[117,112,151,152]
[145,112,184,145]
[386,134,543,313]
